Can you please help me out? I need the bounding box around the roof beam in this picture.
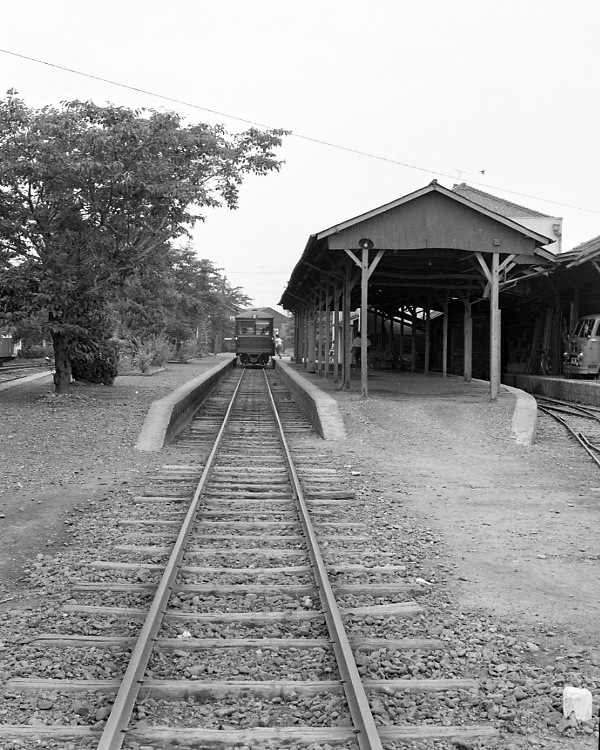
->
[372,272,482,281]
[373,281,481,290]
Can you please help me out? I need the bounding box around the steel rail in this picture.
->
[536,396,600,422]
[97,368,247,750]
[538,405,600,470]
[578,433,600,454]
[262,369,384,750]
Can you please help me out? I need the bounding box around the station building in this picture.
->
[279,181,600,399]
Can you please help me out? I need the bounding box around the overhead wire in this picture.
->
[0,47,598,216]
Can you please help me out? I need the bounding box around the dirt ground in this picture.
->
[0,359,222,597]
[298,366,600,647]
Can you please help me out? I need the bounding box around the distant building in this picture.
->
[252,307,290,333]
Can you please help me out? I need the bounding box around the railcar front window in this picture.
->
[235,319,272,336]
[574,318,597,338]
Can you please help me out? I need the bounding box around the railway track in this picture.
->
[0,361,52,385]
[537,396,600,469]
[1,367,497,749]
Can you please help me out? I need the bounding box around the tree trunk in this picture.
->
[52,332,72,393]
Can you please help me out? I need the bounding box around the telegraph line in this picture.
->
[0,47,598,216]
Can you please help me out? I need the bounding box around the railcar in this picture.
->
[0,335,16,363]
[563,314,600,378]
[234,309,275,367]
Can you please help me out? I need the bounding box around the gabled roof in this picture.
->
[280,181,555,311]
[452,183,551,219]
[237,306,288,321]
[236,307,274,319]
[314,180,552,245]
[256,306,288,319]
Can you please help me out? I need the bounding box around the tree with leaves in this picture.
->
[0,92,286,392]
[112,245,251,363]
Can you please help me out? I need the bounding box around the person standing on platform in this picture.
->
[351,332,371,367]
[275,335,283,358]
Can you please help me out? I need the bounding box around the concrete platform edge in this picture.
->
[274,360,346,441]
[503,372,600,407]
[135,357,236,452]
[501,384,538,447]
[470,377,537,446]
[426,375,537,447]
[0,371,53,391]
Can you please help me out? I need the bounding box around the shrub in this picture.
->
[176,338,198,361]
[149,336,173,366]
[71,339,119,385]
[133,336,173,373]
[18,344,53,359]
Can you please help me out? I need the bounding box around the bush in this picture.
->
[71,339,119,385]
[133,336,173,373]
[149,336,173,366]
[174,338,198,361]
[18,344,53,359]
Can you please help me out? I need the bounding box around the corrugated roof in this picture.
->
[558,234,600,267]
[452,183,551,219]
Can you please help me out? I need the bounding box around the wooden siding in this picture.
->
[326,191,538,256]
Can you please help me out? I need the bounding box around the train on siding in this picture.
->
[0,335,16,363]
[563,314,600,378]
[234,309,275,367]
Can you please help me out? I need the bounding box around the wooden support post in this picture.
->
[424,303,431,375]
[307,302,316,373]
[398,308,404,366]
[333,282,340,383]
[490,252,500,401]
[324,287,332,379]
[296,310,304,364]
[292,312,299,363]
[442,297,449,378]
[463,300,472,382]
[302,309,308,365]
[297,311,301,364]
[411,306,417,372]
[569,289,579,335]
[360,243,369,398]
[498,308,502,379]
[316,289,324,376]
[341,242,382,393]
[343,272,352,390]
[553,289,562,375]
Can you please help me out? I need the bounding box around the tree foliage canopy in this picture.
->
[114,244,250,356]
[0,92,285,390]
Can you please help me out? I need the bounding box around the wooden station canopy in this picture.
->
[553,234,600,316]
[280,180,555,399]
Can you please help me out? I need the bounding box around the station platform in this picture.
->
[502,371,600,406]
[275,360,538,446]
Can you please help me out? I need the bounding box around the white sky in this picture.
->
[2,0,600,312]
